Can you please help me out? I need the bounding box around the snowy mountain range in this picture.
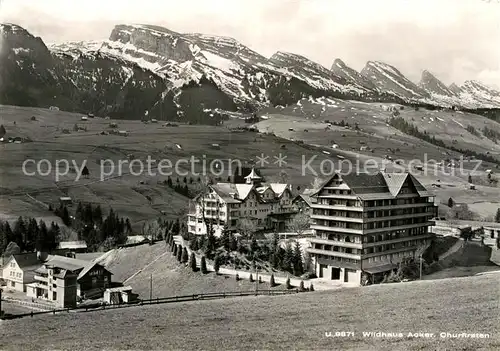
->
[1,23,500,122]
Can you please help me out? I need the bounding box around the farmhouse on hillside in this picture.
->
[307,171,437,286]
[187,168,296,236]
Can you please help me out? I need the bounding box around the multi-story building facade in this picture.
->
[187,168,295,236]
[307,171,436,286]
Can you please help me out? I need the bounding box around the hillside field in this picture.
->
[2,101,500,226]
[0,273,498,350]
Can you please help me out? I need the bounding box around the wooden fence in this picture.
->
[1,289,301,320]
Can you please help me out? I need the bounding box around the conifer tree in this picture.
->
[495,208,500,223]
[293,241,304,276]
[200,256,208,274]
[285,277,291,289]
[182,247,189,263]
[177,245,182,261]
[213,255,220,274]
[270,274,276,287]
[190,252,197,271]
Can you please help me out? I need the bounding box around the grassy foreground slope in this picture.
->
[1,274,498,350]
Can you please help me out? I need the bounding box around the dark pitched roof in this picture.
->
[313,171,432,200]
[11,252,40,269]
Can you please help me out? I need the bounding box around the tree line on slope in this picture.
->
[52,202,132,251]
[387,116,500,164]
[0,217,60,256]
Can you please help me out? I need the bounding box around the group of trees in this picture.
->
[483,126,500,144]
[164,177,191,197]
[173,227,306,277]
[388,116,500,165]
[0,217,61,256]
[70,202,132,251]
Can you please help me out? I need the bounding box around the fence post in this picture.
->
[53,309,55,315]
[31,311,33,318]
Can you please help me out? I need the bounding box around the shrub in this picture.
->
[259,276,262,283]
[173,244,178,256]
[249,273,254,282]
[200,256,208,274]
[309,283,314,292]
[235,273,240,281]
[190,252,197,271]
[182,247,189,263]
[270,274,276,287]
[285,277,291,289]
[299,280,305,292]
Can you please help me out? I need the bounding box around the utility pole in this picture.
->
[254,257,258,295]
[149,274,153,300]
[419,255,423,280]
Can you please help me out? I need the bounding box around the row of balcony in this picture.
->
[308,233,433,249]
[308,244,422,260]
[311,211,435,224]
[311,221,434,235]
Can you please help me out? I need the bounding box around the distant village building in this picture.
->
[187,168,295,236]
[118,130,129,137]
[57,241,88,253]
[307,172,437,286]
[81,116,88,121]
[49,106,59,111]
[59,197,72,207]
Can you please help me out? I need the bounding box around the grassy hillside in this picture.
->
[3,101,500,224]
[97,243,287,298]
[1,273,498,350]
[0,104,364,226]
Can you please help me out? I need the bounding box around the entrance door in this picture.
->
[331,267,341,280]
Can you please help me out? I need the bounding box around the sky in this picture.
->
[1,0,499,88]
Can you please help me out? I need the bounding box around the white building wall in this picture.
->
[2,259,26,292]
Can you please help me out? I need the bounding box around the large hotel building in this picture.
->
[307,171,436,285]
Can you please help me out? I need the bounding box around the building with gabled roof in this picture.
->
[23,254,112,304]
[307,171,436,286]
[187,168,294,236]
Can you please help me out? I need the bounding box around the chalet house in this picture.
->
[2,252,42,292]
[28,255,112,300]
[292,189,315,216]
[187,168,295,236]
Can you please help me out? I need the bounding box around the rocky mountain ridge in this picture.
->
[1,22,500,123]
